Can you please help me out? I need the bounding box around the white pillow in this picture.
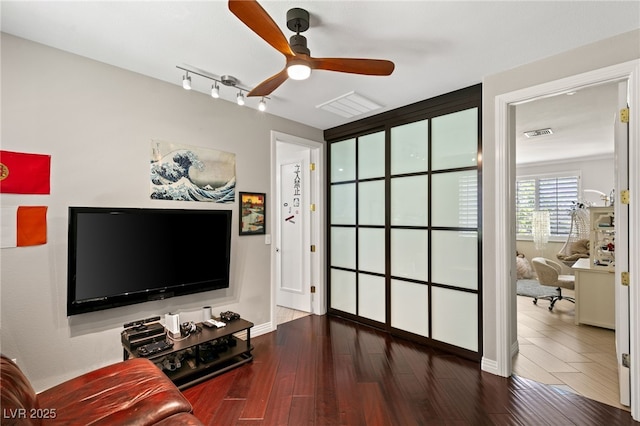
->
[516,256,534,279]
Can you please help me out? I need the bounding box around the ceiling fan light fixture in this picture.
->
[182,73,192,90]
[287,59,311,80]
[258,97,267,112]
[211,82,220,98]
[230,2,395,97]
[237,91,245,106]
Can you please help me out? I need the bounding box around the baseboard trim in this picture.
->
[482,339,518,378]
[233,321,273,341]
[511,339,520,357]
[481,357,500,376]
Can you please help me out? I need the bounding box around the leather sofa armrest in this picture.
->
[1,355,40,426]
[38,358,193,425]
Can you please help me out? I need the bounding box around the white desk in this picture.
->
[572,258,615,329]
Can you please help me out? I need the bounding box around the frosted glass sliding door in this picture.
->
[428,107,479,351]
[329,132,386,321]
[327,85,481,359]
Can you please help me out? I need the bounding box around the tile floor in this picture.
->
[276,305,311,325]
[514,290,628,411]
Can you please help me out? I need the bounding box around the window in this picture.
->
[458,172,478,229]
[516,174,579,237]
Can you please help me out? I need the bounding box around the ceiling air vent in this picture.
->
[524,128,553,138]
[316,91,382,118]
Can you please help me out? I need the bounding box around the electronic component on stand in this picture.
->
[121,317,166,351]
[137,340,174,357]
[219,311,240,322]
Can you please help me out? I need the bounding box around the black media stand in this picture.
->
[122,318,254,389]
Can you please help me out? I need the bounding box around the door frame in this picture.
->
[270,131,326,328]
[492,60,640,419]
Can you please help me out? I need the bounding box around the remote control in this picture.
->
[203,319,226,328]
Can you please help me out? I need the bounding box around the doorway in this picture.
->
[512,82,622,407]
[270,131,325,329]
[493,61,640,420]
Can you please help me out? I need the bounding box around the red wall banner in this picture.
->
[0,150,51,194]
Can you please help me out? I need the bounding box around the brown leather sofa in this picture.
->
[1,355,203,425]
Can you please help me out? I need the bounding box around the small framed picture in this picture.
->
[239,192,266,235]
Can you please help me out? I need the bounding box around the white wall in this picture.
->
[482,29,640,369]
[0,34,323,391]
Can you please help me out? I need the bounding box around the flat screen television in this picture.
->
[67,207,232,316]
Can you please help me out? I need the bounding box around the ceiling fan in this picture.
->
[228,0,395,97]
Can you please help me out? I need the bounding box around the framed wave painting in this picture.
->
[150,140,236,203]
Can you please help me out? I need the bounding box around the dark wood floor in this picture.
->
[182,314,637,425]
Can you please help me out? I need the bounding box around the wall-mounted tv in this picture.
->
[67,207,232,316]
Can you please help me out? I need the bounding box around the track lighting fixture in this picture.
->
[177,65,268,111]
[236,91,245,106]
[182,72,192,90]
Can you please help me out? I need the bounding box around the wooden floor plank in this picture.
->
[182,314,635,425]
[288,396,315,426]
[292,331,316,397]
[380,372,432,426]
[313,334,340,425]
[240,352,280,420]
[261,373,294,426]
[211,398,247,426]
[358,382,394,426]
[334,353,366,425]
[181,367,238,424]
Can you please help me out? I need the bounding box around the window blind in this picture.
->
[458,174,478,228]
[516,175,578,237]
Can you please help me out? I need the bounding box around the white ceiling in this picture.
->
[515,81,619,165]
[1,1,638,162]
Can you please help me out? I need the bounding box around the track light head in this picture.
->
[237,91,245,106]
[182,73,192,90]
[258,98,267,112]
[211,83,220,98]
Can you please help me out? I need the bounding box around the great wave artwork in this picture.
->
[150,140,236,202]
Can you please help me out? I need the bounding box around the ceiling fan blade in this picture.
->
[247,68,289,97]
[228,0,294,57]
[310,57,395,76]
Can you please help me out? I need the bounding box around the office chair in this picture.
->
[531,257,576,311]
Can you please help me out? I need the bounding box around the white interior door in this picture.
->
[615,80,630,406]
[276,143,312,312]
